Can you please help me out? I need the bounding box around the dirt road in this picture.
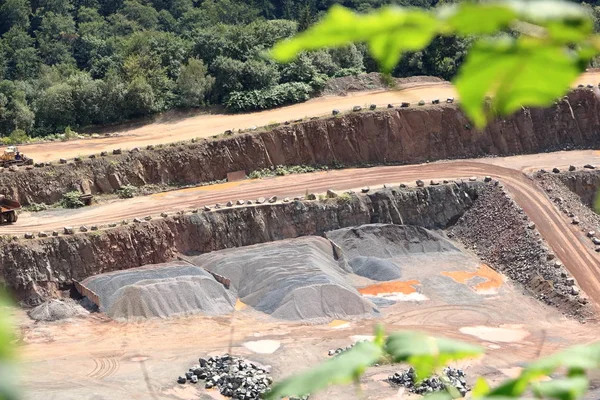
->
[16,71,600,163]
[7,149,600,309]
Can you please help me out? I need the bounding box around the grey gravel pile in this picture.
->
[82,262,235,320]
[28,299,89,321]
[388,367,469,396]
[326,224,460,281]
[189,237,376,322]
[327,341,366,356]
[177,354,271,399]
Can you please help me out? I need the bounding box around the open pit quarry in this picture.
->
[8,78,600,400]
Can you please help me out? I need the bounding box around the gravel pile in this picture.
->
[177,354,271,399]
[450,185,592,320]
[82,262,235,320]
[326,224,460,281]
[388,367,469,396]
[28,299,89,321]
[189,236,377,322]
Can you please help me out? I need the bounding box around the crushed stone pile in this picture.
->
[81,262,235,320]
[177,354,272,399]
[327,341,367,357]
[28,299,89,321]
[326,224,460,281]
[189,236,377,322]
[388,367,469,396]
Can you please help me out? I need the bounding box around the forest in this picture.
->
[0,0,597,139]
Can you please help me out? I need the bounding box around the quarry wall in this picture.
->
[3,89,600,205]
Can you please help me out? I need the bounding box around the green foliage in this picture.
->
[247,164,328,179]
[271,1,600,127]
[0,289,18,400]
[116,184,137,199]
[62,126,77,141]
[176,58,214,108]
[60,191,85,208]
[7,128,29,144]
[268,327,600,400]
[225,82,312,112]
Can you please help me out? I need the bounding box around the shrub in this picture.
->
[27,203,48,212]
[60,191,85,209]
[62,126,78,142]
[116,185,137,199]
[7,129,30,145]
[225,82,313,112]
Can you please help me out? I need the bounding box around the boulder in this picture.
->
[246,200,252,205]
[144,216,152,221]
[352,105,362,112]
[59,158,67,164]
[552,167,560,173]
[133,218,142,223]
[416,180,425,187]
[283,197,290,203]
[226,201,233,207]
[361,187,370,193]
[369,104,376,110]
[256,197,266,204]
[90,225,98,231]
[572,217,580,225]
[387,104,394,108]
[24,233,34,239]
[569,165,576,171]
[571,286,580,296]
[100,151,108,157]
[484,176,492,182]
[79,226,88,232]
[306,193,317,200]
[236,200,245,205]
[527,222,536,230]
[332,109,340,115]
[268,196,277,203]
[584,164,596,169]
[63,227,74,234]
[432,99,440,104]
[203,206,211,212]
[130,147,140,153]
[112,149,122,155]
[401,102,410,108]
[418,100,425,106]
[326,189,338,198]
[446,97,454,103]
[469,176,477,181]
[592,237,600,245]
[430,180,439,186]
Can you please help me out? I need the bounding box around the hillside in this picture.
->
[0,0,472,140]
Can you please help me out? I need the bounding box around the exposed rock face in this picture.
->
[450,185,593,320]
[3,90,600,205]
[554,170,600,207]
[0,183,481,304]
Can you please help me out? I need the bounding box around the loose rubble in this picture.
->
[388,367,469,396]
[177,354,272,399]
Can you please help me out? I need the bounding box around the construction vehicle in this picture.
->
[0,195,20,224]
[0,146,33,167]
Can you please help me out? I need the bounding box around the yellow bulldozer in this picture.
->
[0,146,33,167]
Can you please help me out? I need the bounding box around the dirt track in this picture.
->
[17,71,600,163]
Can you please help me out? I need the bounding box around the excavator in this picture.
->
[0,146,33,167]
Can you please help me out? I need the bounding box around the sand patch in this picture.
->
[243,340,281,354]
[235,299,247,311]
[328,320,350,329]
[442,265,504,294]
[359,280,420,296]
[459,326,530,343]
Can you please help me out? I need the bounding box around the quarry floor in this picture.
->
[14,244,600,400]
[16,71,600,164]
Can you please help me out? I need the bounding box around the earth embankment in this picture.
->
[4,89,600,205]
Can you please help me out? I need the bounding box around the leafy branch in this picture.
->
[266,326,600,400]
[270,0,600,128]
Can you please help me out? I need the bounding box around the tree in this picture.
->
[175,58,215,108]
[0,0,31,34]
[210,56,245,101]
[120,0,159,30]
[35,11,76,65]
[123,76,155,117]
[35,82,75,132]
[242,59,280,90]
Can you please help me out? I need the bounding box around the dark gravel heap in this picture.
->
[388,367,469,396]
[177,354,272,399]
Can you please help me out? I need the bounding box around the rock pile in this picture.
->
[388,367,469,396]
[327,342,362,356]
[177,354,272,399]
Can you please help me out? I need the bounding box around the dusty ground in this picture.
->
[15,71,600,164]
[14,241,600,400]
